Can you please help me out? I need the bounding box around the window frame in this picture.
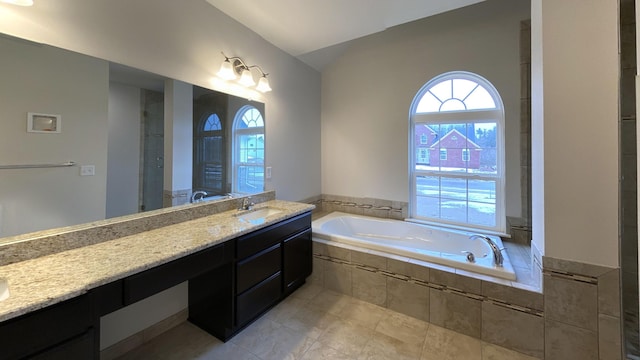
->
[408,71,506,234]
[232,105,265,194]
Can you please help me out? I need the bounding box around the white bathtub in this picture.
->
[312,212,516,280]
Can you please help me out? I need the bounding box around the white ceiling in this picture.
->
[206,0,485,70]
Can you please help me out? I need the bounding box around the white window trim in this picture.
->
[408,71,506,234]
[232,106,265,194]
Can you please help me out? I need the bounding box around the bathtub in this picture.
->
[312,212,516,281]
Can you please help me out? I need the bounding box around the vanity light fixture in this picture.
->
[217,52,272,93]
[0,0,33,6]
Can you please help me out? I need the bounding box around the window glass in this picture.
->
[410,72,504,233]
[233,106,265,194]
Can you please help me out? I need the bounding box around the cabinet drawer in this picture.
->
[236,243,281,294]
[124,243,226,305]
[236,272,282,326]
[30,329,94,360]
[0,295,92,360]
[237,212,311,259]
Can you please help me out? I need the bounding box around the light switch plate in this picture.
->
[266,166,272,179]
[80,165,95,176]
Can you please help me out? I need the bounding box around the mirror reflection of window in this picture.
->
[233,106,264,194]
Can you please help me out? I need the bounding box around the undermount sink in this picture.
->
[235,207,283,223]
[0,278,9,302]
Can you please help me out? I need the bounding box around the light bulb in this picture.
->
[256,76,272,93]
[217,59,236,80]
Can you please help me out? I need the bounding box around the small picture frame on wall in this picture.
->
[27,112,61,133]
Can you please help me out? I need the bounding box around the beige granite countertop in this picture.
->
[0,200,314,323]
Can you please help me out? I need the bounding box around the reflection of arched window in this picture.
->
[232,106,264,194]
[194,112,224,194]
[204,114,221,131]
[409,71,505,233]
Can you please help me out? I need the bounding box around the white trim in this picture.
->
[409,71,506,234]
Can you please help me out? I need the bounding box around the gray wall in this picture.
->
[321,0,530,221]
[107,82,141,218]
[0,36,109,237]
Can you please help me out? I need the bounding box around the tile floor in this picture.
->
[117,283,539,360]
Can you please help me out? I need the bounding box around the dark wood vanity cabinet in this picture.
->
[189,211,312,341]
[0,210,312,358]
[0,295,95,360]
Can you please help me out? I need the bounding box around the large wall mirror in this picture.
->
[0,33,265,240]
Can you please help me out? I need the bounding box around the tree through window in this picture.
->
[409,72,505,233]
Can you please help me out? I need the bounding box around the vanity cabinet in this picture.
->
[0,209,312,358]
[189,211,312,341]
[0,295,94,360]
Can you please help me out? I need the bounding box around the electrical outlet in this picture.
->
[266,166,272,179]
[80,165,95,176]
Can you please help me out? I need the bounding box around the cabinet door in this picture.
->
[283,229,312,294]
[29,330,94,360]
[0,295,92,360]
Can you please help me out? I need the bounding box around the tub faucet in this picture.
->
[240,196,254,211]
[470,234,504,267]
[191,190,207,203]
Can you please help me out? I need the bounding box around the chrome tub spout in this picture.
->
[470,234,504,267]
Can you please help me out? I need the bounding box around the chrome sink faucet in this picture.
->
[470,234,504,267]
[191,190,207,203]
[240,196,254,211]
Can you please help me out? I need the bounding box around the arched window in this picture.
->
[194,113,224,194]
[232,106,265,194]
[409,71,505,233]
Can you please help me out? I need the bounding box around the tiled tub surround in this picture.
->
[313,211,517,280]
[0,195,314,322]
[310,240,623,359]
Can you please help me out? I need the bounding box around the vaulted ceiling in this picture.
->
[205,0,485,70]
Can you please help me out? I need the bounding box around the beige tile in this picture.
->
[481,342,542,360]
[421,324,482,360]
[375,311,429,346]
[386,277,429,321]
[481,302,544,359]
[264,295,308,324]
[324,261,352,295]
[336,297,388,329]
[543,256,613,278]
[317,319,375,358]
[429,289,481,338]
[307,288,354,316]
[307,257,325,286]
[242,325,316,360]
[300,341,353,360]
[430,268,482,294]
[326,245,351,261]
[282,303,341,340]
[544,274,598,330]
[599,314,622,360]
[352,268,387,306]
[291,282,324,301]
[544,319,598,360]
[352,251,387,269]
[598,269,621,317]
[358,331,424,360]
[387,258,430,282]
[481,281,543,311]
[230,317,283,351]
[312,241,329,256]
